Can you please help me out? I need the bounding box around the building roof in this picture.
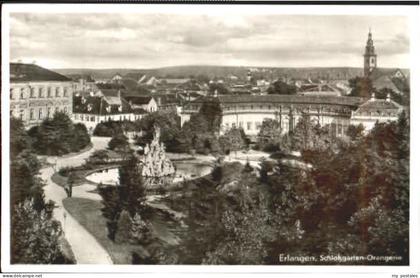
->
[353,97,402,115]
[66,74,95,82]
[96,82,126,90]
[10,63,72,82]
[159,78,190,85]
[153,94,180,106]
[123,95,154,105]
[191,95,364,107]
[120,78,138,90]
[73,95,131,115]
[299,84,339,93]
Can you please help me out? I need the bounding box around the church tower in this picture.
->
[364,29,377,77]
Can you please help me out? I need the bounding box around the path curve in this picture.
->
[41,137,113,264]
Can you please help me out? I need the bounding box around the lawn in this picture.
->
[62,197,147,264]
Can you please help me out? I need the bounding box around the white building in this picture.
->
[72,90,144,131]
[350,93,403,132]
[181,95,365,139]
[10,63,74,128]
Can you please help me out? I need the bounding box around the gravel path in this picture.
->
[41,137,113,264]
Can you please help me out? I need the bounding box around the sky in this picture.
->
[9,13,409,69]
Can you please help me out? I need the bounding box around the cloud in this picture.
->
[8,13,409,68]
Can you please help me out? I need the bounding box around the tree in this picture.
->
[267,80,297,95]
[135,111,184,152]
[66,172,76,197]
[257,119,282,152]
[72,123,91,151]
[346,124,365,142]
[114,210,133,244]
[198,98,223,133]
[209,83,230,95]
[29,112,91,155]
[10,150,45,211]
[10,117,30,159]
[93,122,123,137]
[219,127,248,156]
[99,156,149,240]
[130,213,153,244]
[348,76,373,98]
[88,150,110,164]
[203,190,273,264]
[108,133,129,152]
[11,199,70,264]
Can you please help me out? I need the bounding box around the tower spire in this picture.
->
[364,28,377,77]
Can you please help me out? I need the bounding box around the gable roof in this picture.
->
[368,68,410,94]
[73,95,131,115]
[10,63,71,82]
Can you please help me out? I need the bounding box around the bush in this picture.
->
[29,112,91,156]
[108,134,129,152]
[93,121,124,137]
[58,167,74,177]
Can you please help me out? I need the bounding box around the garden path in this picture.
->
[41,136,113,264]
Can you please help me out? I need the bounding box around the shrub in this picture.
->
[108,134,129,152]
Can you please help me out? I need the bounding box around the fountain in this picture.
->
[137,126,176,187]
[85,126,212,188]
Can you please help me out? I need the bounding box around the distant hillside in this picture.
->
[54,65,409,82]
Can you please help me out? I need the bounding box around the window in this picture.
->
[20,88,25,99]
[30,88,36,98]
[47,107,52,118]
[19,110,24,120]
[81,115,84,121]
[239,121,243,128]
[56,87,60,97]
[55,106,59,113]
[64,88,68,97]
[39,108,43,119]
[48,87,52,98]
[10,89,14,99]
[247,122,252,130]
[256,122,262,130]
[90,116,95,122]
[30,108,34,120]
[250,105,254,110]
[39,88,44,98]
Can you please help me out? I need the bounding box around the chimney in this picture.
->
[386,93,391,102]
[370,92,376,101]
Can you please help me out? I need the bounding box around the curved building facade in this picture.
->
[181,95,365,139]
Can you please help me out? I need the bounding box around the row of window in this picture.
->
[225,121,262,131]
[17,106,69,121]
[356,111,397,117]
[74,113,143,122]
[10,86,70,100]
